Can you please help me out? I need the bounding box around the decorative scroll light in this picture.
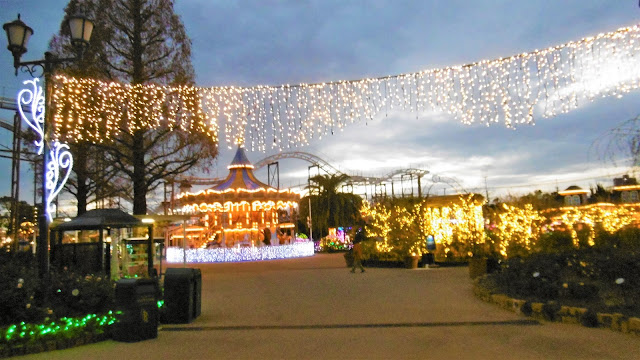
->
[51,23,640,151]
[17,78,44,154]
[46,141,73,222]
[17,78,73,222]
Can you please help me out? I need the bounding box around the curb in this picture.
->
[473,282,640,336]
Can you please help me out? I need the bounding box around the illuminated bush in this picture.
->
[363,197,640,260]
[361,194,484,261]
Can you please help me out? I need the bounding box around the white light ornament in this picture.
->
[46,141,73,222]
[17,78,74,222]
[17,78,45,154]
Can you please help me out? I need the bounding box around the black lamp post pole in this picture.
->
[4,14,93,280]
[19,53,73,280]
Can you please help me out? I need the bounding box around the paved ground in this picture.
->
[16,253,640,359]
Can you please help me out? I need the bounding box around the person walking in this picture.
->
[351,227,365,273]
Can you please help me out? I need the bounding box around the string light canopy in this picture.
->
[51,22,640,150]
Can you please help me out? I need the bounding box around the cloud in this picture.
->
[5,0,640,214]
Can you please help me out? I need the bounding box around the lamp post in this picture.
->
[3,13,93,279]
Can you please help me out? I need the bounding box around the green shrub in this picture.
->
[0,251,115,326]
[560,281,599,301]
[535,231,573,253]
[616,227,640,251]
[0,252,44,326]
[542,302,561,321]
[520,301,533,316]
[484,247,640,317]
[48,270,115,318]
[580,309,599,328]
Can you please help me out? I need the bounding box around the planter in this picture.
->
[45,340,57,352]
[0,345,9,358]
[25,342,45,355]
[468,257,488,279]
[405,255,421,269]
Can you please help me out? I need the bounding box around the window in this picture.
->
[622,191,639,203]
[566,195,581,206]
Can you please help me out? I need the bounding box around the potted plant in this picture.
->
[404,253,421,269]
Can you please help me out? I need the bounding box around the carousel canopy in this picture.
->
[213,147,270,191]
[178,147,300,210]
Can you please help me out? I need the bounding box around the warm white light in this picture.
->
[50,23,640,151]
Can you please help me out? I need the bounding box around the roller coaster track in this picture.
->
[175,151,433,188]
[174,151,470,195]
[254,151,431,188]
[0,96,28,132]
[254,151,341,175]
[253,151,469,193]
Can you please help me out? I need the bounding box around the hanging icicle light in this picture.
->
[51,23,640,150]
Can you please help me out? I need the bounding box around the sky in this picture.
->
[1,0,640,215]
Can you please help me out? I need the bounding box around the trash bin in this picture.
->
[113,278,158,342]
[422,253,435,266]
[192,268,202,319]
[164,268,201,323]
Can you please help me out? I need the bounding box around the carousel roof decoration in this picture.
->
[178,146,300,213]
[213,146,268,191]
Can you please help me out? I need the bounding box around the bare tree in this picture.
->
[591,114,640,170]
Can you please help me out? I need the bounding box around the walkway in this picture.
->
[17,254,640,359]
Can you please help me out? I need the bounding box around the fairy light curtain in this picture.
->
[51,23,640,151]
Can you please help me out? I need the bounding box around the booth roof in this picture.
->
[53,209,142,231]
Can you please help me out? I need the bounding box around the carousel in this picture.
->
[165,147,313,263]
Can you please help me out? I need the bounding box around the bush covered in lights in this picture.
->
[0,251,118,353]
[360,193,640,266]
[319,240,349,252]
[360,195,485,262]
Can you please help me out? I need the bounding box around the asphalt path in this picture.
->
[15,253,640,359]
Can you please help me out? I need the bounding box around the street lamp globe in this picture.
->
[2,14,33,66]
[67,14,93,54]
